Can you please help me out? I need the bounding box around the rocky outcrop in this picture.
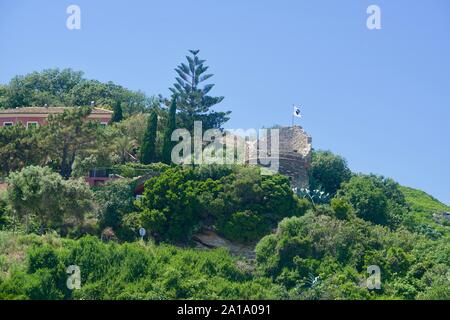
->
[192,229,256,259]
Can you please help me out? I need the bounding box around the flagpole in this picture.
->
[292,104,294,127]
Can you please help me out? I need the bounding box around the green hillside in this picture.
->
[399,186,450,239]
[0,68,448,300]
[400,186,449,214]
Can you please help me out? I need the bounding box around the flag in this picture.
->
[293,105,302,118]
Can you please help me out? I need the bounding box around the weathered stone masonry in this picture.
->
[246,125,312,188]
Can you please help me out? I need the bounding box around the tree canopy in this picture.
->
[0,68,158,115]
[309,150,352,195]
[169,50,231,132]
[6,166,92,233]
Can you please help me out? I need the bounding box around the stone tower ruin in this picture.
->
[246,125,312,188]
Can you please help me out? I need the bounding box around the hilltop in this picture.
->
[0,65,449,300]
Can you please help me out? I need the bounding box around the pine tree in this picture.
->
[162,98,177,164]
[140,111,158,164]
[169,50,230,132]
[112,101,123,122]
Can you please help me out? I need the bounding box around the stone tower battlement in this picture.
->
[246,125,312,188]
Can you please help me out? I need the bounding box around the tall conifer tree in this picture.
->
[112,101,123,122]
[162,98,177,164]
[140,110,158,164]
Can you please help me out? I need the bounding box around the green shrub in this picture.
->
[112,162,169,178]
[309,150,352,195]
[331,198,353,220]
[94,179,136,241]
[218,210,266,243]
[6,166,93,232]
[337,174,407,226]
[27,245,60,273]
[138,165,304,243]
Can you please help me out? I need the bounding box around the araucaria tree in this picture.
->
[140,110,158,164]
[162,98,177,164]
[169,50,230,132]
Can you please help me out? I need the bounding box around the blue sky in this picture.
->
[1,0,449,204]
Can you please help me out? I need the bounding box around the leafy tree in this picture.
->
[137,166,307,243]
[330,197,353,220]
[138,167,201,241]
[111,101,123,122]
[0,68,83,108]
[40,107,100,178]
[337,174,407,226]
[140,110,158,164]
[309,150,352,195]
[162,98,176,164]
[0,68,158,115]
[169,50,230,132]
[0,123,44,174]
[0,84,8,107]
[94,179,136,240]
[6,166,92,232]
[338,176,389,225]
[115,114,149,143]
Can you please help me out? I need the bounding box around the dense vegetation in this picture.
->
[0,68,157,115]
[0,187,448,300]
[1,155,448,300]
[0,52,448,300]
[138,166,308,243]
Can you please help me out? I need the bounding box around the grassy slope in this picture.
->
[400,186,450,237]
[400,186,449,214]
[0,232,65,278]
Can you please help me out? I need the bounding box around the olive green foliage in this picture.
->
[0,107,155,179]
[399,186,449,239]
[112,162,169,178]
[337,174,407,227]
[0,234,283,300]
[138,166,308,243]
[0,68,158,115]
[330,198,353,220]
[6,166,93,233]
[309,150,352,195]
[400,186,449,214]
[219,210,266,243]
[94,179,137,241]
[0,124,44,174]
[255,213,449,299]
[42,107,101,178]
[1,67,449,301]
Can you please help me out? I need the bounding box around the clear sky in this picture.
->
[1,0,449,204]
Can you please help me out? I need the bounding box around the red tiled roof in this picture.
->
[0,107,113,115]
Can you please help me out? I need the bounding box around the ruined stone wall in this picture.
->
[245,126,312,188]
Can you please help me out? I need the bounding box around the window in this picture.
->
[26,121,39,129]
[3,122,13,127]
